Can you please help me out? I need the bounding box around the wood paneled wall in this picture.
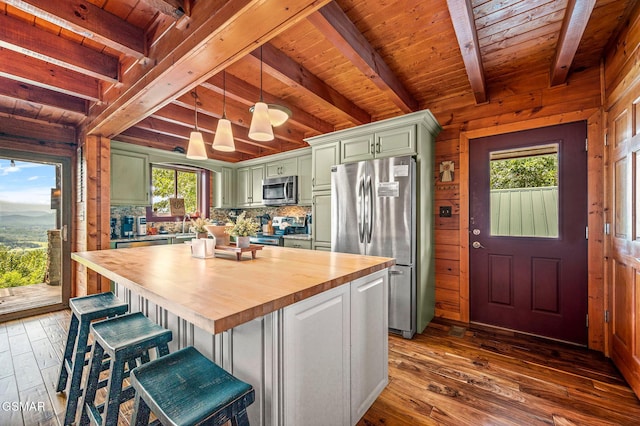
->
[430,61,607,350]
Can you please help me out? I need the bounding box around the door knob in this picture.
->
[472,241,485,249]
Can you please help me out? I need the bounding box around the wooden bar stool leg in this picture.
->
[79,342,105,425]
[62,317,92,425]
[56,314,78,392]
[232,408,250,426]
[102,355,127,426]
[131,393,151,426]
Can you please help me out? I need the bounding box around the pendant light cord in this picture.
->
[259,45,264,102]
[193,90,199,131]
[222,71,227,119]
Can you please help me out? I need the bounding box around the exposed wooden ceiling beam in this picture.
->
[308,1,418,113]
[0,76,87,114]
[149,103,280,153]
[446,0,487,104]
[0,48,100,101]
[248,43,371,125]
[117,127,245,162]
[144,0,192,19]
[0,114,75,144]
[203,73,334,135]
[550,0,596,86]
[83,0,332,139]
[0,14,118,83]
[4,0,145,58]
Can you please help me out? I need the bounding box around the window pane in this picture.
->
[151,167,175,215]
[177,171,197,214]
[489,144,559,238]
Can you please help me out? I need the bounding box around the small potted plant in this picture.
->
[190,217,211,239]
[226,212,260,248]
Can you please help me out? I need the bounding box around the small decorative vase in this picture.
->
[236,236,250,248]
[197,232,208,239]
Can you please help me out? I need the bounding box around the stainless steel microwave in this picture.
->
[262,175,298,206]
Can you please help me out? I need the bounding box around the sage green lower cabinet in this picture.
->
[312,191,331,251]
[283,239,312,250]
[283,268,388,426]
[110,150,150,206]
[113,268,389,426]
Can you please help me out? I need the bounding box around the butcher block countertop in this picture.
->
[72,244,394,334]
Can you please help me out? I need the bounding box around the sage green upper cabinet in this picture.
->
[341,134,375,163]
[298,154,312,205]
[236,165,264,207]
[375,125,416,158]
[110,150,150,206]
[265,158,298,178]
[340,126,415,163]
[311,142,340,192]
[214,167,234,209]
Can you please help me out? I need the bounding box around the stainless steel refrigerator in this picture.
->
[331,156,416,338]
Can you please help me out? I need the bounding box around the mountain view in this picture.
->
[1,159,57,286]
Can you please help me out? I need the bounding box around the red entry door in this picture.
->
[469,122,588,345]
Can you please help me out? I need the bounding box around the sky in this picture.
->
[0,158,57,213]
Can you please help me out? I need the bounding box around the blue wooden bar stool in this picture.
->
[80,311,172,426]
[56,292,129,425]
[130,346,255,426]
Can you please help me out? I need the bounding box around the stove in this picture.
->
[250,216,308,246]
[250,233,283,246]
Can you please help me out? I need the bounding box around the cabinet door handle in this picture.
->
[376,141,381,153]
[370,143,375,153]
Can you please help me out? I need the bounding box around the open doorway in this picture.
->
[0,152,71,320]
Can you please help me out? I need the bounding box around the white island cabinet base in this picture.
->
[113,268,389,426]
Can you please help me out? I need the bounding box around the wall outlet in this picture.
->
[439,206,452,217]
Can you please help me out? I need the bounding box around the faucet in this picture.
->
[182,214,190,234]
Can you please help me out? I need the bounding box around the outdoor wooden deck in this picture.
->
[0,283,61,317]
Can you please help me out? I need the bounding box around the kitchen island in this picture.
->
[72,244,394,426]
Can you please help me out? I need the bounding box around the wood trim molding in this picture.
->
[458,107,605,350]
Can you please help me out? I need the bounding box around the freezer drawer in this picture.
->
[388,265,415,338]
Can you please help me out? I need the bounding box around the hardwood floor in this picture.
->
[360,320,640,425]
[1,312,639,425]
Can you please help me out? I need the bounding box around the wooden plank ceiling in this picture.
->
[0,0,635,162]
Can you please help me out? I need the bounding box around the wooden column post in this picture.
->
[75,135,111,296]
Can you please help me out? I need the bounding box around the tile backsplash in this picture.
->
[110,205,312,238]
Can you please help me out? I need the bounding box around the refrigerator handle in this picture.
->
[366,175,374,243]
[358,176,365,243]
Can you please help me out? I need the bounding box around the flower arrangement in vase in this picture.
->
[226,212,260,248]
[190,217,212,239]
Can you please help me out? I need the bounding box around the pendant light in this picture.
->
[212,71,236,152]
[249,46,274,141]
[186,90,208,160]
[249,103,292,127]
